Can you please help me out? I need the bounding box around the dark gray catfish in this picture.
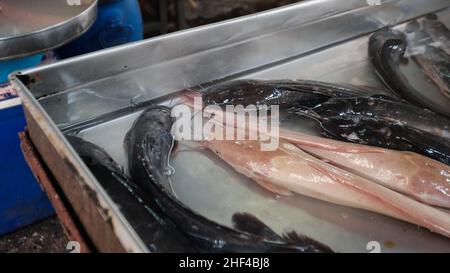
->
[369,26,450,117]
[199,79,450,163]
[422,14,450,55]
[305,95,450,139]
[407,16,450,99]
[124,105,332,253]
[66,135,195,252]
[201,79,366,110]
[413,46,450,99]
[297,96,450,165]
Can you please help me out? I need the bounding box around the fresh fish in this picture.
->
[317,117,450,165]
[421,14,450,55]
[184,81,450,163]
[406,17,450,99]
[198,109,450,208]
[124,105,332,253]
[277,129,450,208]
[188,80,450,164]
[200,79,366,110]
[412,46,450,100]
[65,135,196,253]
[297,96,450,164]
[203,130,450,238]
[308,95,449,138]
[369,27,450,117]
[192,79,450,139]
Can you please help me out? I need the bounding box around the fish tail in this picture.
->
[232,212,333,253]
[232,212,280,241]
[259,231,333,253]
[280,231,333,253]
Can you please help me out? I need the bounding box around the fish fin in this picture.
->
[281,231,333,253]
[231,213,333,253]
[253,177,293,196]
[231,212,280,241]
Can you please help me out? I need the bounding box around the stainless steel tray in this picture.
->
[11,0,450,252]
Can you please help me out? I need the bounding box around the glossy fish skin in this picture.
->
[413,45,450,99]
[125,105,332,253]
[300,97,450,164]
[422,14,450,55]
[200,78,450,139]
[369,27,450,117]
[201,79,364,110]
[306,96,450,139]
[299,97,450,165]
[198,79,450,138]
[190,97,450,208]
[195,77,450,162]
[204,131,450,238]
[197,106,450,209]
[368,28,408,97]
[66,135,195,253]
[406,17,450,99]
[194,79,450,164]
[324,119,450,165]
[293,94,450,165]
[277,129,450,208]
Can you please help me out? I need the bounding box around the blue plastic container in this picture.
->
[0,101,54,235]
[0,54,43,84]
[0,53,54,236]
[0,0,142,235]
[56,0,143,58]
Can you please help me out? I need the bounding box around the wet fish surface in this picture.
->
[276,129,450,208]
[200,79,368,110]
[298,96,450,165]
[197,80,450,139]
[305,95,450,138]
[316,118,450,165]
[192,79,450,164]
[203,126,450,238]
[66,135,195,252]
[369,18,450,117]
[192,97,450,209]
[124,105,332,253]
[407,16,450,99]
[421,14,450,55]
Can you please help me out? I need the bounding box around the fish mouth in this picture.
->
[369,28,406,54]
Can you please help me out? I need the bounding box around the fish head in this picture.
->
[369,28,407,59]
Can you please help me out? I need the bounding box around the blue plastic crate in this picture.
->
[0,95,54,236]
[56,0,143,58]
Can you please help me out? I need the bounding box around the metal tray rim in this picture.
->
[11,77,149,252]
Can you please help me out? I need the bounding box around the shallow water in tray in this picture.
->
[71,91,450,253]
